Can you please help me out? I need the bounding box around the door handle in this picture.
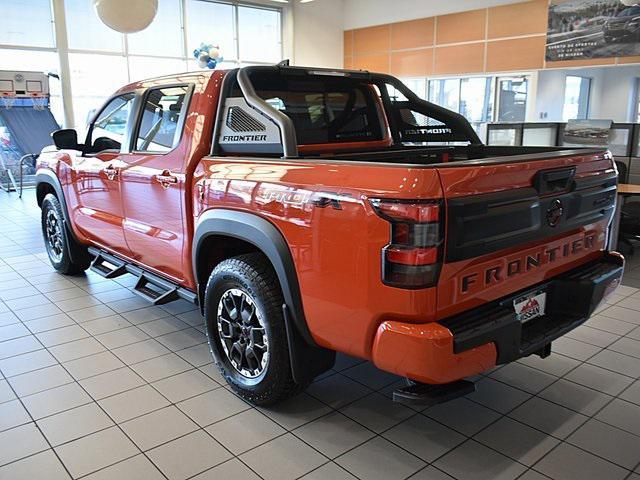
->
[104,165,118,181]
[155,170,178,189]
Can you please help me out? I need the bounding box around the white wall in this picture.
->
[343,0,529,29]
[291,0,344,68]
[595,67,638,122]
[535,66,640,123]
[535,70,571,121]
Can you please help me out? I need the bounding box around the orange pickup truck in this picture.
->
[36,63,623,406]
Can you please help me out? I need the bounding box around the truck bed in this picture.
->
[315,145,604,167]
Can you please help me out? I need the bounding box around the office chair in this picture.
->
[616,160,640,254]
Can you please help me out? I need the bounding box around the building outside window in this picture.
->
[496,76,528,122]
[1,0,55,48]
[563,75,591,121]
[428,77,494,133]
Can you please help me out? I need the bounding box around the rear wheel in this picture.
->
[41,194,90,275]
[204,253,303,405]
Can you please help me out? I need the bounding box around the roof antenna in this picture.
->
[277,59,290,67]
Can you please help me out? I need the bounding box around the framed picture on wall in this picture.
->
[546,0,640,61]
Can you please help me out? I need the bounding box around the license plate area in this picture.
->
[513,290,547,324]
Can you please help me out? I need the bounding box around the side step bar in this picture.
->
[88,247,197,306]
[393,379,475,407]
[90,252,127,279]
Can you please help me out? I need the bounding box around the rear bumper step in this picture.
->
[88,247,197,306]
[393,380,475,407]
[440,252,624,364]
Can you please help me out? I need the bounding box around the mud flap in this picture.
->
[282,304,335,385]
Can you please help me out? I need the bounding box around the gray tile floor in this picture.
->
[1,190,640,480]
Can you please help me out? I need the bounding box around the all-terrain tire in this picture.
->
[41,193,91,275]
[204,253,304,405]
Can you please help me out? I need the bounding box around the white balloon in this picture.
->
[208,47,220,60]
[92,0,158,34]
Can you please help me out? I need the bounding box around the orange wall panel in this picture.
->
[353,53,390,73]
[344,31,354,56]
[487,0,548,39]
[353,25,390,54]
[434,43,485,75]
[343,3,640,76]
[436,9,487,45]
[344,56,354,69]
[486,36,546,71]
[391,18,434,50]
[390,48,433,77]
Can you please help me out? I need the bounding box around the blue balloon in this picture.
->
[194,42,222,69]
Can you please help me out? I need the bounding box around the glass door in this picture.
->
[496,76,529,122]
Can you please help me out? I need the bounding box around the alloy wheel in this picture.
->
[216,288,269,379]
[45,209,64,263]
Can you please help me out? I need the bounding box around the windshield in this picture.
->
[617,6,640,17]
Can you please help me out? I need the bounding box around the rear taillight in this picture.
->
[370,198,444,289]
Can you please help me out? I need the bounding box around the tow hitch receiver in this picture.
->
[393,379,476,407]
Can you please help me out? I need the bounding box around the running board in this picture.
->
[88,247,198,306]
[90,252,127,279]
[393,380,475,407]
[133,273,179,305]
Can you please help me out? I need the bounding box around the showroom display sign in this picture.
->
[563,119,613,145]
[546,0,640,61]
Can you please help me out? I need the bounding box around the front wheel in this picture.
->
[204,253,303,405]
[41,194,90,275]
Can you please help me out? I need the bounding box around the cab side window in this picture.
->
[89,93,135,153]
[135,86,189,152]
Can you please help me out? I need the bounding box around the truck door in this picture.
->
[71,93,135,257]
[119,85,192,283]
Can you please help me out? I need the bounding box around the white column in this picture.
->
[51,0,75,129]
[526,70,539,122]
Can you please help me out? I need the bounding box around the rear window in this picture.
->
[234,74,384,145]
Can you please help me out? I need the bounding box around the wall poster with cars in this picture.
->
[546,0,640,61]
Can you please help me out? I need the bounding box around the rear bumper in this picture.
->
[371,252,624,384]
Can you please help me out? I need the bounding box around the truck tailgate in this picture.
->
[435,149,617,320]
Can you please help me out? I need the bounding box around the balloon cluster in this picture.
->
[193,44,224,70]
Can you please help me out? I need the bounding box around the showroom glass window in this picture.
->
[68,54,129,135]
[65,0,124,52]
[186,1,236,62]
[0,0,55,47]
[563,76,591,121]
[238,6,282,63]
[186,1,282,65]
[135,86,189,152]
[128,0,184,57]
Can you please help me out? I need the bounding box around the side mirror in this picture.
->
[52,129,79,150]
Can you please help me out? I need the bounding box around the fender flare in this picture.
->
[35,169,79,243]
[193,209,336,384]
[36,169,74,226]
[193,209,314,346]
